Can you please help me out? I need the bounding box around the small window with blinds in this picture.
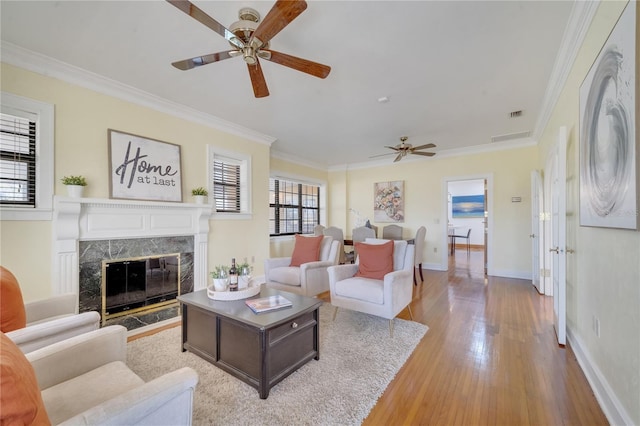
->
[0,113,36,206]
[269,177,320,236]
[213,159,240,213]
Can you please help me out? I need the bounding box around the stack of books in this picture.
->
[245,295,292,313]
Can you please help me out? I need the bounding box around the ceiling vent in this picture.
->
[509,110,523,118]
[491,131,532,143]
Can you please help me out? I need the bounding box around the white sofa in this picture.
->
[27,325,198,425]
[265,235,340,297]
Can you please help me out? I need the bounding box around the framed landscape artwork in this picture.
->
[452,195,485,218]
[374,181,404,222]
[579,1,638,229]
[108,129,183,202]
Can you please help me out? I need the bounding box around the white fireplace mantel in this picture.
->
[53,196,212,299]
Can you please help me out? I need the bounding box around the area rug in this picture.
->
[127,303,428,425]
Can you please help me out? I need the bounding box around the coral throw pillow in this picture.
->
[355,240,394,280]
[0,266,27,333]
[290,235,324,267]
[0,332,51,425]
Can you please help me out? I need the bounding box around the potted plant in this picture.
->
[191,187,208,204]
[61,175,87,198]
[210,265,229,291]
[237,260,253,289]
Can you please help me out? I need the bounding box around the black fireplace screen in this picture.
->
[103,254,180,318]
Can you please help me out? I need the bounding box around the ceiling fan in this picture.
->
[370,136,437,162]
[166,0,331,98]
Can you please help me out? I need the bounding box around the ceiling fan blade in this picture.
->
[166,0,244,49]
[261,49,331,78]
[393,153,403,163]
[411,143,437,151]
[411,151,436,157]
[249,0,307,47]
[247,61,270,98]
[171,51,236,70]
[369,152,395,159]
[384,145,401,151]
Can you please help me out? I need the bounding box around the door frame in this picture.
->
[442,173,493,274]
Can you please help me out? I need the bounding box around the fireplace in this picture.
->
[52,196,212,331]
[102,254,181,324]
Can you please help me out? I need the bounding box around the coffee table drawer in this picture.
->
[269,310,316,343]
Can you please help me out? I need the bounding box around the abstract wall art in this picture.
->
[374,181,404,222]
[452,195,485,218]
[579,1,638,229]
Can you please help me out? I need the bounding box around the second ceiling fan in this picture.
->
[167,0,331,98]
[371,136,437,162]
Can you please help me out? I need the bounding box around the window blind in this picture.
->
[213,160,240,212]
[0,113,36,206]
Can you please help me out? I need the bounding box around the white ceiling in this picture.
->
[1,0,576,169]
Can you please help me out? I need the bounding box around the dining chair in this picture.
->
[413,226,426,285]
[313,224,325,236]
[382,224,403,240]
[323,226,347,264]
[452,228,472,254]
[350,226,376,263]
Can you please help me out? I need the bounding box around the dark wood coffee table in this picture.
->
[177,285,322,399]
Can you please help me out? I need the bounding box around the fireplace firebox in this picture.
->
[102,254,181,324]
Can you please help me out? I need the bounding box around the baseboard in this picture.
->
[489,269,530,280]
[567,327,632,425]
[423,263,447,271]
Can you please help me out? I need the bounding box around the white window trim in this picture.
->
[0,92,54,221]
[208,145,252,220]
[270,171,327,237]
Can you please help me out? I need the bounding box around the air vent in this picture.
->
[491,131,532,143]
[510,110,523,118]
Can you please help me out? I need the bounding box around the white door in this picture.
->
[530,170,543,293]
[551,127,567,346]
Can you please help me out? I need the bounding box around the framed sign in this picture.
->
[108,129,183,202]
[374,181,404,222]
[579,1,637,229]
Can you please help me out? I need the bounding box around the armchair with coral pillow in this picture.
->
[327,238,414,336]
[264,235,340,297]
[1,266,101,353]
[1,326,198,425]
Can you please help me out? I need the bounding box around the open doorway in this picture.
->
[444,176,492,275]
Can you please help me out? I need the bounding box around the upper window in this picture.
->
[208,146,251,219]
[269,177,320,236]
[0,93,54,220]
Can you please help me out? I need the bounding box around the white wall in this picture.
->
[448,179,485,246]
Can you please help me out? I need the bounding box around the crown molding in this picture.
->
[1,41,276,146]
[533,0,600,140]
[269,149,328,172]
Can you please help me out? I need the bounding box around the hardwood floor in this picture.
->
[356,249,608,425]
[130,248,608,425]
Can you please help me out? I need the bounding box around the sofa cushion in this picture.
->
[290,235,323,267]
[334,277,384,304]
[364,238,407,270]
[41,360,144,425]
[0,332,51,425]
[0,266,27,332]
[269,266,302,287]
[355,240,394,280]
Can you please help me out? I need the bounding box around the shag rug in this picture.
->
[127,303,428,425]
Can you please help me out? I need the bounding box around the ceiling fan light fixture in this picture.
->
[243,47,257,65]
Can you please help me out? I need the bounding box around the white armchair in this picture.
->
[27,325,198,425]
[328,239,414,336]
[1,266,101,353]
[265,235,340,297]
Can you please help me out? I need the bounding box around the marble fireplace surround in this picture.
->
[53,196,213,314]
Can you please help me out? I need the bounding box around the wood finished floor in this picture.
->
[130,248,608,425]
[351,249,609,426]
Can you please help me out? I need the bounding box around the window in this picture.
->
[208,146,251,219]
[0,93,54,220]
[269,177,320,236]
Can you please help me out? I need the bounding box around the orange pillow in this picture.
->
[290,235,324,267]
[0,332,51,425]
[355,240,394,280]
[0,266,27,332]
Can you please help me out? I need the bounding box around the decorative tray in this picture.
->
[207,282,261,301]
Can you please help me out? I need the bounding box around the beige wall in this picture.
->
[537,1,639,423]
[1,63,271,301]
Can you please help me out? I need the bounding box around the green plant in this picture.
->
[191,187,208,196]
[237,260,253,275]
[210,265,229,279]
[61,175,87,186]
